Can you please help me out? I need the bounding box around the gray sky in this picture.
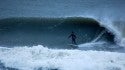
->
[0,0,125,20]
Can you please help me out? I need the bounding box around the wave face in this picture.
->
[0,45,125,70]
[0,17,115,48]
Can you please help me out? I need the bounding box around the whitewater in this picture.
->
[0,45,125,70]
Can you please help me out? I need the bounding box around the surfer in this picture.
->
[68,31,77,45]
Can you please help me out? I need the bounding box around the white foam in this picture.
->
[0,45,125,70]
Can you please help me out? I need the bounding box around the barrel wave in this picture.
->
[0,17,115,48]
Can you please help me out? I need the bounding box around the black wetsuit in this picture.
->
[68,32,77,44]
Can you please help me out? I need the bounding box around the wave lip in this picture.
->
[0,45,125,70]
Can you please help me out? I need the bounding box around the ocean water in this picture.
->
[0,17,125,70]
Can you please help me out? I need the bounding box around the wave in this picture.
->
[0,45,125,70]
[0,17,125,70]
[0,17,115,48]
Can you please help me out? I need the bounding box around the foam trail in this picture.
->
[0,45,125,70]
[78,41,106,48]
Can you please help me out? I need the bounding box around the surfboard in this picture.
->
[68,44,78,49]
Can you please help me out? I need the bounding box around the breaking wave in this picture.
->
[0,17,125,70]
[0,17,116,48]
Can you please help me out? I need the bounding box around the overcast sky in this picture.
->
[0,0,125,20]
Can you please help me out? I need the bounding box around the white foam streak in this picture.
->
[78,41,106,48]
